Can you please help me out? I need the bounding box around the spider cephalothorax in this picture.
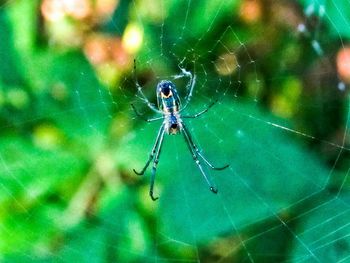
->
[157,80,180,111]
[132,60,229,201]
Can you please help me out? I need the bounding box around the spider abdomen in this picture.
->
[164,113,182,134]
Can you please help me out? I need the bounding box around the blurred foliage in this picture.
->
[299,0,350,39]
[119,100,329,242]
[289,194,350,262]
[0,0,349,262]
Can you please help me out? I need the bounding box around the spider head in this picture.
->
[156,80,181,111]
[157,80,175,98]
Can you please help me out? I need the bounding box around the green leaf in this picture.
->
[1,0,112,139]
[289,194,350,262]
[7,0,38,56]
[0,136,86,255]
[56,191,152,262]
[118,99,329,242]
[27,51,113,142]
[1,204,63,259]
[58,223,107,263]
[0,8,25,86]
[168,0,239,38]
[0,136,86,204]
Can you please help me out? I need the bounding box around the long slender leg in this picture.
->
[182,124,229,170]
[133,59,161,114]
[197,151,229,170]
[149,130,165,201]
[133,124,165,175]
[173,67,196,112]
[182,100,218,119]
[182,126,218,194]
[131,104,163,122]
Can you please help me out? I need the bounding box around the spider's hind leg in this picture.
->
[183,124,229,171]
[182,124,219,194]
[149,129,165,201]
[210,187,218,194]
[150,166,159,201]
[133,124,165,176]
[197,151,229,171]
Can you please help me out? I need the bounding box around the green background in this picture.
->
[0,0,350,262]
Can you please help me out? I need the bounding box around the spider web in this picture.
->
[0,0,350,262]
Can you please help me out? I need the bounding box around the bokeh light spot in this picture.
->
[33,124,63,150]
[239,0,262,24]
[7,89,29,109]
[215,53,238,76]
[62,0,92,20]
[337,47,350,83]
[41,0,66,22]
[122,23,143,54]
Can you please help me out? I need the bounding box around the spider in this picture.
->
[132,60,229,201]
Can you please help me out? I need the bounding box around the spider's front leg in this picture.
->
[133,59,162,114]
[182,100,218,118]
[172,66,196,112]
[131,104,163,122]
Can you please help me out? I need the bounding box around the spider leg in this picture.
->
[182,124,218,194]
[182,100,218,119]
[131,104,163,122]
[133,59,162,114]
[197,152,229,170]
[149,129,165,201]
[133,124,165,176]
[176,67,196,112]
[182,124,229,170]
